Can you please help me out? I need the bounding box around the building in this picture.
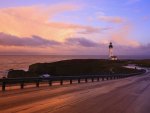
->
[109,42,118,60]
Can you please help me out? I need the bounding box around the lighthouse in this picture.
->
[109,42,113,58]
[108,42,118,60]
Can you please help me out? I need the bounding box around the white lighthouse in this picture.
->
[109,42,118,60]
[109,42,113,58]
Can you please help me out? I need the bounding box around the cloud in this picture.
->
[65,37,100,47]
[115,43,150,55]
[0,32,103,48]
[0,32,149,55]
[0,3,147,55]
[64,39,150,55]
[46,22,110,34]
[0,4,81,41]
[77,26,111,34]
[110,25,140,47]
[98,15,124,23]
[0,32,60,47]
[0,4,109,42]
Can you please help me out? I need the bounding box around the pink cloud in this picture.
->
[98,15,124,23]
[0,3,145,55]
[0,32,149,55]
[46,22,110,34]
[65,37,101,47]
[0,4,81,41]
[110,24,140,47]
[0,4,109,43]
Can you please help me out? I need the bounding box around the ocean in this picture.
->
[0,55,150,78]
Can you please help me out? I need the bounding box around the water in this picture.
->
[0,55,101,78]
[0,55,149,78]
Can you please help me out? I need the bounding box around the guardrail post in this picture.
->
[110,76,112,80]
[106,77,108,80]
[92,77,94,82]
[60,79,63,85]
[20,81,24,89]
[102,77,104,81]
[70,79,72,84]
[78,78,80,83]
[36,80,39,87]
[49,80,52,86]
[85,78,87,83]
[2,81,6,91]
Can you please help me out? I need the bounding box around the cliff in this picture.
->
[7,59,140,78]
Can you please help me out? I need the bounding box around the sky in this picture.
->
[0,0,150,55]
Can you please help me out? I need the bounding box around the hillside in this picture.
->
[7,59,142,78]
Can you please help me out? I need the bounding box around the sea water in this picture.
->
[0,55,149,78]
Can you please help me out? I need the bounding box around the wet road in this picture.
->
[0,71,150,113]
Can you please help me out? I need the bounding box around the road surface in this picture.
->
[0,71,150,113]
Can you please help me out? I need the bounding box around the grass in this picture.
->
[8,59,147,78]
[28,59,138,76]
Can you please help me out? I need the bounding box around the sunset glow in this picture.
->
[0,0,150,55]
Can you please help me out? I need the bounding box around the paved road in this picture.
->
[0,71,150,113]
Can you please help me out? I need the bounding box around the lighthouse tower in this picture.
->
[109,42,113,58]
[108,42,118,60]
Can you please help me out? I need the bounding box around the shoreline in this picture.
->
[1,58,150,78]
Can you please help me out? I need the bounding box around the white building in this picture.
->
[109,42,118,60]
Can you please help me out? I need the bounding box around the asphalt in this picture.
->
[0,71,150,113]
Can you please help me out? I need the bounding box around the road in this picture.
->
[0,71,150,113]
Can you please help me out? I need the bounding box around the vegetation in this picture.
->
[7,59,146,78]
[131,60,150,68]
[8,69,37,78]
[28,59,138,76]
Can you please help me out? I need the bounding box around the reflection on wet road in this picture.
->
[0,71,150,113]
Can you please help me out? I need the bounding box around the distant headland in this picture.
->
[7,59,150,78]
[5,43,150,78]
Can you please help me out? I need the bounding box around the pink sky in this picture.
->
[0,0,150,55]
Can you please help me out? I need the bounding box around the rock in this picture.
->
[28,59,137,76]
[8,59,141,78]
[7,69,37,78]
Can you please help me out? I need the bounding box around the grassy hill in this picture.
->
[131,60,150,68]
[28,59,138,76]
[7,59,143,78]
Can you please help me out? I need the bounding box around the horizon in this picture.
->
[0,0,150,55]
[0,54,150,60]
[0,54,150,56]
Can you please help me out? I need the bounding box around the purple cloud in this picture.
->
[65,37,101,47]
[77,27,111,34]
[0,32,60,47]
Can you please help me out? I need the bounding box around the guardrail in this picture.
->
[0,70,146,91]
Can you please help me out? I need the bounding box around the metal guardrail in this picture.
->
[0,70,146,91]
